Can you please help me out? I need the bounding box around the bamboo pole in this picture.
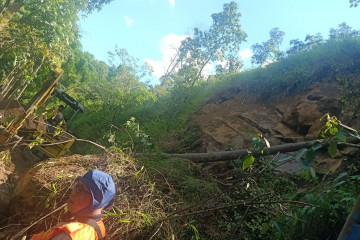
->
[135,138,360,163]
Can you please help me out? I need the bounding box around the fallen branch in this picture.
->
[10,203,66,240]
[158,199,315,222]
[75,138,112,155]
[136,138,360,163]
[136,140,321,163]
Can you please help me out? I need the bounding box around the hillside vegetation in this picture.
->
[1,33,359,240]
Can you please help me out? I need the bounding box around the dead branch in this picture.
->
[10,203,66,240]
[136,138,360,163]
[75,138,112,155]
[158,194,315,222]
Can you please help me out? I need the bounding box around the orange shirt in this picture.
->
[30,220,105,240]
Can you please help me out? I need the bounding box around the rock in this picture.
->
[191,80,343,152]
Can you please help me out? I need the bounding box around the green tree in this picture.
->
[161,1,247,88]
[0,0,114,31]
[68,47,156,142]
[0,0,115,100]
[286,33,323,55]
[0,0,81,100]
[329,22,359,40]
[251,27,285,66]
[215,52,243,75]
[349,0,360,7]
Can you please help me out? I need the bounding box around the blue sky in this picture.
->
[78,0,360,84]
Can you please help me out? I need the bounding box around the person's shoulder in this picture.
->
[49,222,88,240]
[50,232,71,240]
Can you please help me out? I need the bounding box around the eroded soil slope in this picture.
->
[193,80,343,152]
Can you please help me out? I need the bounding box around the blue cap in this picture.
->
[80,169,116,211]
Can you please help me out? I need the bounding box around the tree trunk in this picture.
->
[135,139,359,163]
[16,57,44,100]
[1,76,15,96]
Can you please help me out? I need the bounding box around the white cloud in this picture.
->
[261,59,274,68]
[145,34,188,78]
[202,61,215,78]
[216,59,228,69]
[145,34,217,81]
[169,0,175,8]
[238,48,253,61]
[123,16,134,26]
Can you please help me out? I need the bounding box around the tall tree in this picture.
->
[161,1,247,88]
[251,27,285,66]
[0,0,114,31]
[349,0,360,7]
[286,33,323,55]
[66,47,156,141]
[0,0,82,99]
[0,0,116,100]
[329,22,359,40]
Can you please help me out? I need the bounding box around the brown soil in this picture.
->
[192,80,342,152]
[187,80,353,176]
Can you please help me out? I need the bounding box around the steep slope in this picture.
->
[193,80,342,152]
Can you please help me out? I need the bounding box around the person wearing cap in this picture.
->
[30,169,116,240]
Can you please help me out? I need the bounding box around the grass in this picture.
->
[137,155,219,202]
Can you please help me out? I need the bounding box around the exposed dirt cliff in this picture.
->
[193,80,343,152]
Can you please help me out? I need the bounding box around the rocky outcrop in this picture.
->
[193,80,344,152]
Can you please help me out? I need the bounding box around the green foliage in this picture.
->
[63,47,156,150]
[45,182,58,210]
[242,134,269,170]
[181,220,201,240]
[251,28,285,66]
[223,29,360,103]
[329,22,359,40]
[83,0,115,14]
[219,166,297,239]
[295,115,358,179]
[337,75,360,119]
[122,117,153,153]
[137,155,219,202]
[320,114,359,154]
[220,153,360,240]
[350,0,360,7]
[286,33,324,55]
[161,1,246,92]
[270,174,360,240]
[242,155,254,170]
[2,2,360,239]
[28,132,45,149]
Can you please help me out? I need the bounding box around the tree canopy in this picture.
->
[161,1,247,88]
[251,27,285,66]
